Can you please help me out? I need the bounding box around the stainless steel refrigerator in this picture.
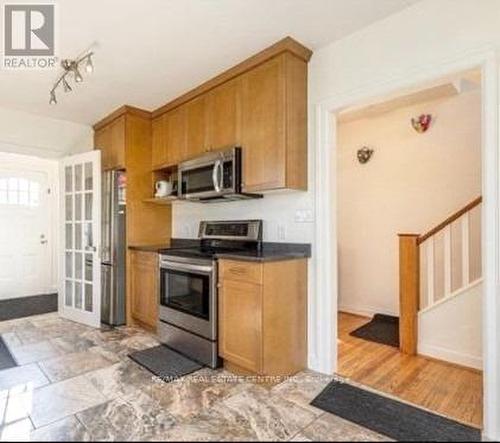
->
[101,170,126,326]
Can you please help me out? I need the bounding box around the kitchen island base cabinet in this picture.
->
[129,250,158,331]
[218,259,307,377]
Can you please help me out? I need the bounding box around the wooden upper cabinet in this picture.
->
[94,124,112,169]
[94,115,126,170]
[185,95,209,159]
[110,116,126,168]
[150,38,311,190]
[164,106,187,166]
[207,78,241,150]
[241,56,286,191]
[151,116,165,169]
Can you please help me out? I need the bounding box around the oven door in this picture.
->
[159,260,217,340]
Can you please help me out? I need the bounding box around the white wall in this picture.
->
[0,106,93,159]
[172,190,313,242]
[418,281,483,369]
[337,90,481,316]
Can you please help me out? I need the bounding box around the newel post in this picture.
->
[398,234,420,355]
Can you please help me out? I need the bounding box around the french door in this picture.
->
[60,151,101,327]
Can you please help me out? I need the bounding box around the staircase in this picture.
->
[398,197,483,362]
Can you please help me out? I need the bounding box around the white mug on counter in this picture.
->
[155,180,173,198]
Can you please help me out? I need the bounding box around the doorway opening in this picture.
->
[0,152,58,320]
[335,69,483,428]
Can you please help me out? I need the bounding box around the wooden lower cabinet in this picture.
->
[218,259,307,376]
[129,250,158,330]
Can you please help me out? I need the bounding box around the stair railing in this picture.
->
[398,196,482,355]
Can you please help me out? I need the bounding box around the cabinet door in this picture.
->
[219,279,262,373]
[207,79,241,150]
[110,116,126,169]
[152,116,166,168]
[241,56,286,191]
[165,106,187,166]
[130,251,158,328]
[185,95,209,159]
[94,125,112,170]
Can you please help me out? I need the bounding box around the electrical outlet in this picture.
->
[277,224,286,241]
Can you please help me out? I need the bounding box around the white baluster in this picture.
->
[444,225,452,297]
[462,213,470,287]
[426,238,435,307]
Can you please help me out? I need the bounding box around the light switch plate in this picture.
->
[295,209,314,223]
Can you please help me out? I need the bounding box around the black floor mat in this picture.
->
[350,314,399,347]
[0,293,58,321]
[129,345,202,382]
[0,337,17,370]
[311,381,481,442]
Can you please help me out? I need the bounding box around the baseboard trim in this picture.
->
[0,293,58,322]
[418,343,482,370]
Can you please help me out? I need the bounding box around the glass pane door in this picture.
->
[60,151,101,327]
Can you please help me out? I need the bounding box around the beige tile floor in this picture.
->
[0,313,387,441]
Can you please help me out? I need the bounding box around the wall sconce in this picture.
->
[411,114,432,133]
[357,146,374,164]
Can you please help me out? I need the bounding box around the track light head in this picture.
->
[49,90,57,105]
[85,55,94,74]
[62,77,72,93]
[74,67,83,83]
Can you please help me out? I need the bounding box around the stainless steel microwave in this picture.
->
[178,146,262,203]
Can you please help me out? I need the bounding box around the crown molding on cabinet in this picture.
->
[93,105,152,131]
[151,36,312,118]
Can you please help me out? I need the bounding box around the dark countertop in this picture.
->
[129,239,311,262]
[128,244,171,253]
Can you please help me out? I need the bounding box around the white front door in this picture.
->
[60,151,101,327]
[0,169,51,299]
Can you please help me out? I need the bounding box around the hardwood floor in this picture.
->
[337,312,483,428]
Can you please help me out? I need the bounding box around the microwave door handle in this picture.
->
[217,160,223,191]
[212,160,222,193]
[212,162,218,192]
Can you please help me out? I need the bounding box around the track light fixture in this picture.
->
[49,52,94,104]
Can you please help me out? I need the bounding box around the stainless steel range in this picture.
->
[158,220,263,368]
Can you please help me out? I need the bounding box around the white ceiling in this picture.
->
[0,0,419,126]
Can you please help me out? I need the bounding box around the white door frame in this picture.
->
[312,48,499,438]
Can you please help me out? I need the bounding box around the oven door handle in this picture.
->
[160,261,213,274]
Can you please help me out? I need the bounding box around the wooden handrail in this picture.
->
[418,196,482,244]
